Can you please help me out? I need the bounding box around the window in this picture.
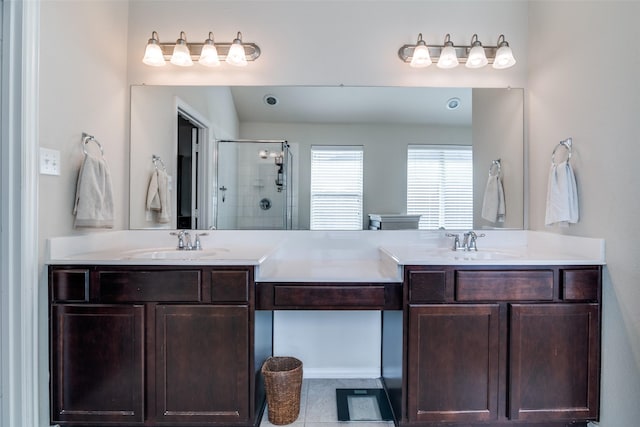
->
[407,145,473,230]
[310,146,364,230]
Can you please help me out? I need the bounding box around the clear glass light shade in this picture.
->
[466,45,488,68]
[410,44,432,68]
[493,45,516,69]
[437,45,459,69]
[171,42,193,66]
[199,42,220,67]
[142,42,165,66]
[226,40,248,67]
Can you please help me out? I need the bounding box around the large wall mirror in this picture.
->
[130,85,523,231]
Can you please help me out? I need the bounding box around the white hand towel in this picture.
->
[481,174,506,223]
[156,169,170,223]
[73,152,114,228]
[146,170,161,211]
[545,160,579,226]
[145,169,170,223]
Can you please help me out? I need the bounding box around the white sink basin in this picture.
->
[123,247,229,260]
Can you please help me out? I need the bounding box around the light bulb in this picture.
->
[437,34,458,69]
[466,45,488,68]
[493,38,516,69]
[199,33,220,67]
[226,32,248,67]
[409,34,431,68]
[466,36,488,69]
[142,32,165,67]
[170,32,193,66]
[437,46,458,69]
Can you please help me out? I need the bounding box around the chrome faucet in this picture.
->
[462,231,472,250]
[183,232,193,250]
[446,231,485,251]
[464,230,486,251]
[170,230,208,250]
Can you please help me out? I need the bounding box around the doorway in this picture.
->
[177,114,199,229]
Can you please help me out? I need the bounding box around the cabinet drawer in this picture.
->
[273,285,386,308]
[210,270,249,302]
[456,270,554,301]
[562,268,600,301]
[409,270,447,302]
[51,268,90,302]
[98,270,201,302]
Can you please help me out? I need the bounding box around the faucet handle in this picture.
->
[194,233,208,250]
[445,233,461,251]
[170,230,186,249]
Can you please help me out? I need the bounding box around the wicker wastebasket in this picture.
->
[261,357,303,425]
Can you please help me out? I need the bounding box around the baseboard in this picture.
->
[301,367,380,379]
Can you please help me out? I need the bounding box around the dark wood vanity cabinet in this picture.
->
[49,265,267,427]
[399,265,602,427]
[50,303,145,424]
[154,304,250,424]
[408,303,500,423]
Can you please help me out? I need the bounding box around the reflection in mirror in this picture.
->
[216,140,295,230]
[129,86,523,230]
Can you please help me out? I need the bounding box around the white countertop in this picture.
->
[47,230,606,282]
[380,231,606,267]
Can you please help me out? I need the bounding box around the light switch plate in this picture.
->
[40,147,61,175]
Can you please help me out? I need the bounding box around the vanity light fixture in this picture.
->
[170,31,193,66]
[226,32,248,67]
[493,34,517,69]
[198,32,221,67]
[409,33,432,68]
[142,31,166,66]
[465,34,488,69]
[398,33,516,70]
[142,30,261,67]
[437,34,459,69]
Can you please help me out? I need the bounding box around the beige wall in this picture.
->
[528,2,640,425]
[127,0,528,88]
[39,1,130,242]
[38,0,130,422]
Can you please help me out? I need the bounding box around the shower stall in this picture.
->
[215,139,296,230]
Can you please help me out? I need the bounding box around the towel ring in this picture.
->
[551,137,572,165]
[489,159,501,177]
[152,154,166,171]
[82,132,104,156]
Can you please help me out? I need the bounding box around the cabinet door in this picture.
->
[155,304,250,424]
[510,303,600,421]
[408,304,500,423]
[50,304,145,424]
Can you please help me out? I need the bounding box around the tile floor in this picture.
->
[260,378,395,427]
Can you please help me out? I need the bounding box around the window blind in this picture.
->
[407,145,473,230]
[310,146,364,230]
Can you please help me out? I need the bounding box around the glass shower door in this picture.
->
[216,140,293,230]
